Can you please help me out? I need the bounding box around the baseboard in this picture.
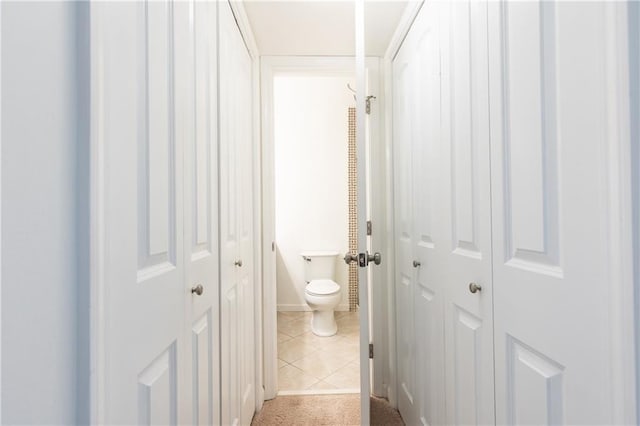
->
[277,388,360,396]
[277,304,350,312]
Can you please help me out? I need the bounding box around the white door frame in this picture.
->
[631,1,640,417]
[260,56,386,401]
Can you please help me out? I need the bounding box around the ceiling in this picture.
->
[242,1,409,56]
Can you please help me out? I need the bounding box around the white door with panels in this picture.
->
[440,1,495,425]
[219,2,256,425]
[93,1,204,423]
[392,0,635,425]
[93,0,223,423]
[488,2,632,423]
[182,2,221,425]
[410,4,446,426]
[392,3,446,425]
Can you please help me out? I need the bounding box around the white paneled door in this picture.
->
[219,2,256,425]
[489,2,629,423]
[95,1,223,424]
[96,1,187,423]
[441,1,495,425]
[182,2,220,425]
[392,3,446,425]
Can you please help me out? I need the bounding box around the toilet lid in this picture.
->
[306,279,340,296]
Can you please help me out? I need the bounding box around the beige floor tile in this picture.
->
[295,331,343,347]
[291,348,354,380]
[323,362,360,389]
[277,337,318,363]
[277,317,312,337]
[307,380,338,391]
[277,358,288,369]
[334,310,353,319]
[277,332,292,343]
[278,364,320,391]
[277,311,298,324]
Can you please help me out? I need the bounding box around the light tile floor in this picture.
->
[277,311,360,393]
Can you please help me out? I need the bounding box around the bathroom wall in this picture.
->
[274,74,354,311]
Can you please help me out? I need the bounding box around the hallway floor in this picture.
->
[277,311,360,392]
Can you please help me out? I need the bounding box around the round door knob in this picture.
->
[191,284,204,296]
[368,252,382,266]
[413,260,421,268]
[469,282,482,294]
[344,253,358,264]
[235,260,243,267]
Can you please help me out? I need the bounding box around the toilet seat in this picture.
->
[305,279,340,296]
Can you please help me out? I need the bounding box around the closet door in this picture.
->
[489,2,627,423]
[393,4,446,424]
[440,1,495,424]
[95,2,188,423]
[219,2,256,425]
[182,1,220,425]
[410,4,446,426]
[393,30,418,426]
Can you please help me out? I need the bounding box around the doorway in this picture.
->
[272,72,360,395]
[261,56,386,406]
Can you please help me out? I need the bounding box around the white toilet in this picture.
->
[301,251,341,336]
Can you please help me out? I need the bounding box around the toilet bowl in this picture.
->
[300,251,342,336]
[304,279,341,336]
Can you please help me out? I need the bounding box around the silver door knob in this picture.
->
[344,253,358,264]
[413,260,421,268]
[191,284,204,296]
[368,252,382,266]
[469,282,482,294]
[235,260,243,267]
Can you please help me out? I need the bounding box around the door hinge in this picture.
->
[271,241,275,252]
[366,220,372,236]
[369,343,374,359]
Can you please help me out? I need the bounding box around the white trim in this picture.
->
[89,2,107,424]
[384,1,424,62]
[228,1,259,60]
[630,1,640,419]
[276,304,350,312]
[604,3,638,424]
[260,56,278,402]
[277,389,360,396]
[0,1,3,421]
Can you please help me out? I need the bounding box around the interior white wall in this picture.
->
[274,75,354,311]
[2,2,82,424]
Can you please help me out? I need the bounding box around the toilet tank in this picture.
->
[301,251,340,282]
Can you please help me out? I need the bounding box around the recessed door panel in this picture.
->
[192,313,213,426]
[452,307,482,425]
[501,1,560,275]
[507,337,564,425]
[138,344,178,426]
[138,0,177,279]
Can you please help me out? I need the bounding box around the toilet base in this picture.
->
[310,310,337,337]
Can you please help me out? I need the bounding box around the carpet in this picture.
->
[251,394,404,426]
